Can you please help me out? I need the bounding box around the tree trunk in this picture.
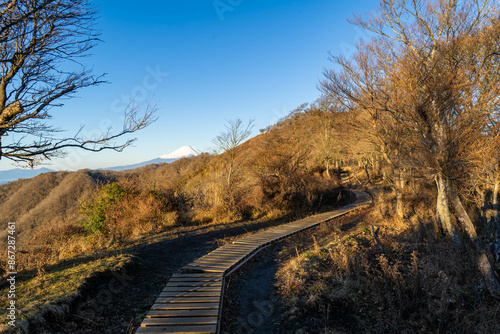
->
[435,173,461,245]
[492,179,500,269]
[477,188,486,223]
[450,182,500,298]
[492,181,499,215]
[477,252,500,299]
[351,167,361,185]
[375,158,382,177]
[325,160,331,179]
[394,166,404,222]
[363,160,372,184]
[451,187,477,240]
[491,180,500,234]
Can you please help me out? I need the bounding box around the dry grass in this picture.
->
[276,189,500,333]
[0,253,132,330]
[0,109,369,330]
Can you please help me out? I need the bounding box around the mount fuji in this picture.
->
[103,145,204,171]
[159,146,203,160]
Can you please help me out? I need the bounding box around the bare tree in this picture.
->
[323,0,500,296]
[212,118,254,187]
[0,0,156,167]
[321,39,410,221]
[309,98,339,180]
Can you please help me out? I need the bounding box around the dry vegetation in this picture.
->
[0,0,499,332]
[276,186,500,333]
[0,107,351,329]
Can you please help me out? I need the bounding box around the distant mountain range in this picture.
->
[0,167,54,185]
[101,146,203,171]
[0,146,203,184]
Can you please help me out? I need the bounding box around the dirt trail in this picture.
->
[33,217,301,334]
[27,190,363,334]
[220,209,369,334]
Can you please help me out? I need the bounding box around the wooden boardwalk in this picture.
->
[136,190,371,334]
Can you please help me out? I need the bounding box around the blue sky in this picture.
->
[0,0,379,171]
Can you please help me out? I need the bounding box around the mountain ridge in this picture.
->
[101,145,203,171]
[0,146,203,183]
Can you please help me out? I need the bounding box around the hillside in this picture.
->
[1,98,499,333]
[0,106,354,331]
[0,155,215,250]
[0,105,378,274]
[0,170,117,248]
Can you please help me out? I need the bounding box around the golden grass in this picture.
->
[0,253,132,326]
[275,191,500,333]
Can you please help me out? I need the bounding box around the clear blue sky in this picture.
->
[0,0,379,171]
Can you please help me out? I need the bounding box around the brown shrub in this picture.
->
[276,189,500,333]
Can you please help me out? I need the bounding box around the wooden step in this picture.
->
[141,316,218,326]
[166,282,222,287]
[194,258,237,264]
[159,291,220,298]
[151,302,219,310]
[171,273,222,278]
[135,324,216,333]
[182,266,226,273]
[147,309,218,318]
[169,277,222,282]
[188,262,232,268]
[162,286,221,293]
[156,297,220,303]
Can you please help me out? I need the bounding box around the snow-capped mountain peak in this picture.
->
[160,146,202,160]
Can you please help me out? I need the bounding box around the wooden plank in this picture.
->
[203,249,243,254]
[200,253,244,258]
[171,273,222,278]
[210,247,250,251]
[218,248,255,253]
[194,258,237,263]
[159,291,220,298]
[237,237,268,241]
[166,282,222,287]
[232,241,263,246]
[218,244,254,249]
[147,309,218,318]
[198,255,243,261]
[162,286,221,292]
[189,262,234,268]
[136,324,216,333]
[169,277,222,282]
[240,236,271,239]
[156,296,220,303]
[228,243,257,248]
[182,266,225,273]
[151,302,219,310]
[210,248,248,253]
[205,252,247,258]
[141,316,218,326]
[188,261,233,268]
